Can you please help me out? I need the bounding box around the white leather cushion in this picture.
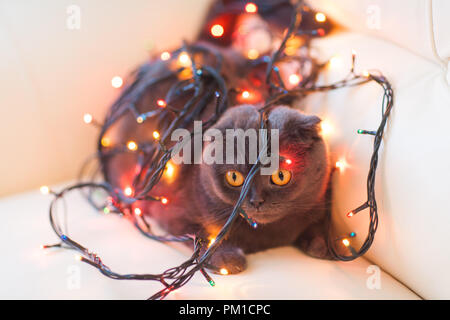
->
[303,31,450,299]
[0,184,417,299]
[307,0,450,65]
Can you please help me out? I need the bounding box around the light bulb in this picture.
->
[161,197,168,205]
[288,74,301,86]
[220,268,229,275]
[83,113,93,124]
[315,12,326,22]
[157,99,167,108]
[134,208,142,216]
[245,3,258,13]
[211,24,224,37]
[40,185,50,195]
[160,51,171,61]
[127,141,138,151]
[153,131,160,140]
[111,76,123,88]
[124,187,133,196]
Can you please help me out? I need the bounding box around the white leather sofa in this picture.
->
[0,0,448,299]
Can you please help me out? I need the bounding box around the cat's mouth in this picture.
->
[243,207,283,224]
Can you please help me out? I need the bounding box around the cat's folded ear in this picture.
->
[268,106,322,146]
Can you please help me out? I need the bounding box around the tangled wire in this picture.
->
[44,0,393,299]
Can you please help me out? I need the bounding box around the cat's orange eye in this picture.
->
[271,169,292,186]
[225,170,244,187]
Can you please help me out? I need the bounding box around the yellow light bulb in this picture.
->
[211,24,224,37]
[241,91,250,99]
[40,186,50,195]
[320,120,333,137]
[315,12,326,22]
[153,131,160,140]
[83,113,93,124]
[247,49,259,60]
[178,52,192,68]
[342,239,350,247]
[134,208,142,216]
[245,3,258,13]
[127,141,138,151]
[160,51,171,61]
[161,197,168,205]
[220,268,229,275]
[111,76,123,88]
[208,238,216,247]
[288,74,301,86]
[328,56,342,69]
[124,187,133,196]
[101,137,111,147]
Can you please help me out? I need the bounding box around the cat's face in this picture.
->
[198,105,330,225]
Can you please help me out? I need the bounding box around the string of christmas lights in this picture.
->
[42,0,393,299]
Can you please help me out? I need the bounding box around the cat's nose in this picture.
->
[250,198,264,209]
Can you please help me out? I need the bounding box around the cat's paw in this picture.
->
[301,236,334,260]
[208,246,247,274]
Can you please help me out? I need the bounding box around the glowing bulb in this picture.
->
[136,116,144,124]
[241,91,250,99]
[320,120,333,137]
[362,70,370,77]
[103,207,110,214]
[75,255,83,261]
[124,187,133,197]
[315,12,326,22]
[111,76,123,88]
[134,208,142,216]
[335,159,348,172]
[83,113,93,124]
[160,51,171,61]
[165,162,175,178]
[40,185,50,195]
[328,56,342,69]
[161,197,168,205]
[342,239,350,247]
[288,74,301,86]
[153,131,160,140]
[347,211,354,218]
[178,52,192,68]
[101,137,111,147]
[220,268,229,275]
[210,24,224,37]
[285,159,292,165]
[208,238,216,247]
[127,141,138,151]
[157,99,167,108]
[247,49,259,60]
[245,3,258,13]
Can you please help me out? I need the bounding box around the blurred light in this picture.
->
[241,91,250,99]
[157,99,167,108]
[124,187,133,197]
[320,120,333,137]
[288,74,301,86]
[245,3,258,13]
[111,76,123,88]
[127,141,138,151]
[208,238,216,247]
[247,49,259,60]
[101,137,111,147]
[161,51,171,61]
[328,56,342,69]
[134,208,142,216]
[210,24,224,37]
[153,131,160,140]
[285,159,292,165]
[342,239,350,247]
[40,186,50,195]
[315,12,326,22]
[220,268,229,275]
[83,113,93,124]
[335,159,348,172]
[161,197,168,205]
[178,52,192,68]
